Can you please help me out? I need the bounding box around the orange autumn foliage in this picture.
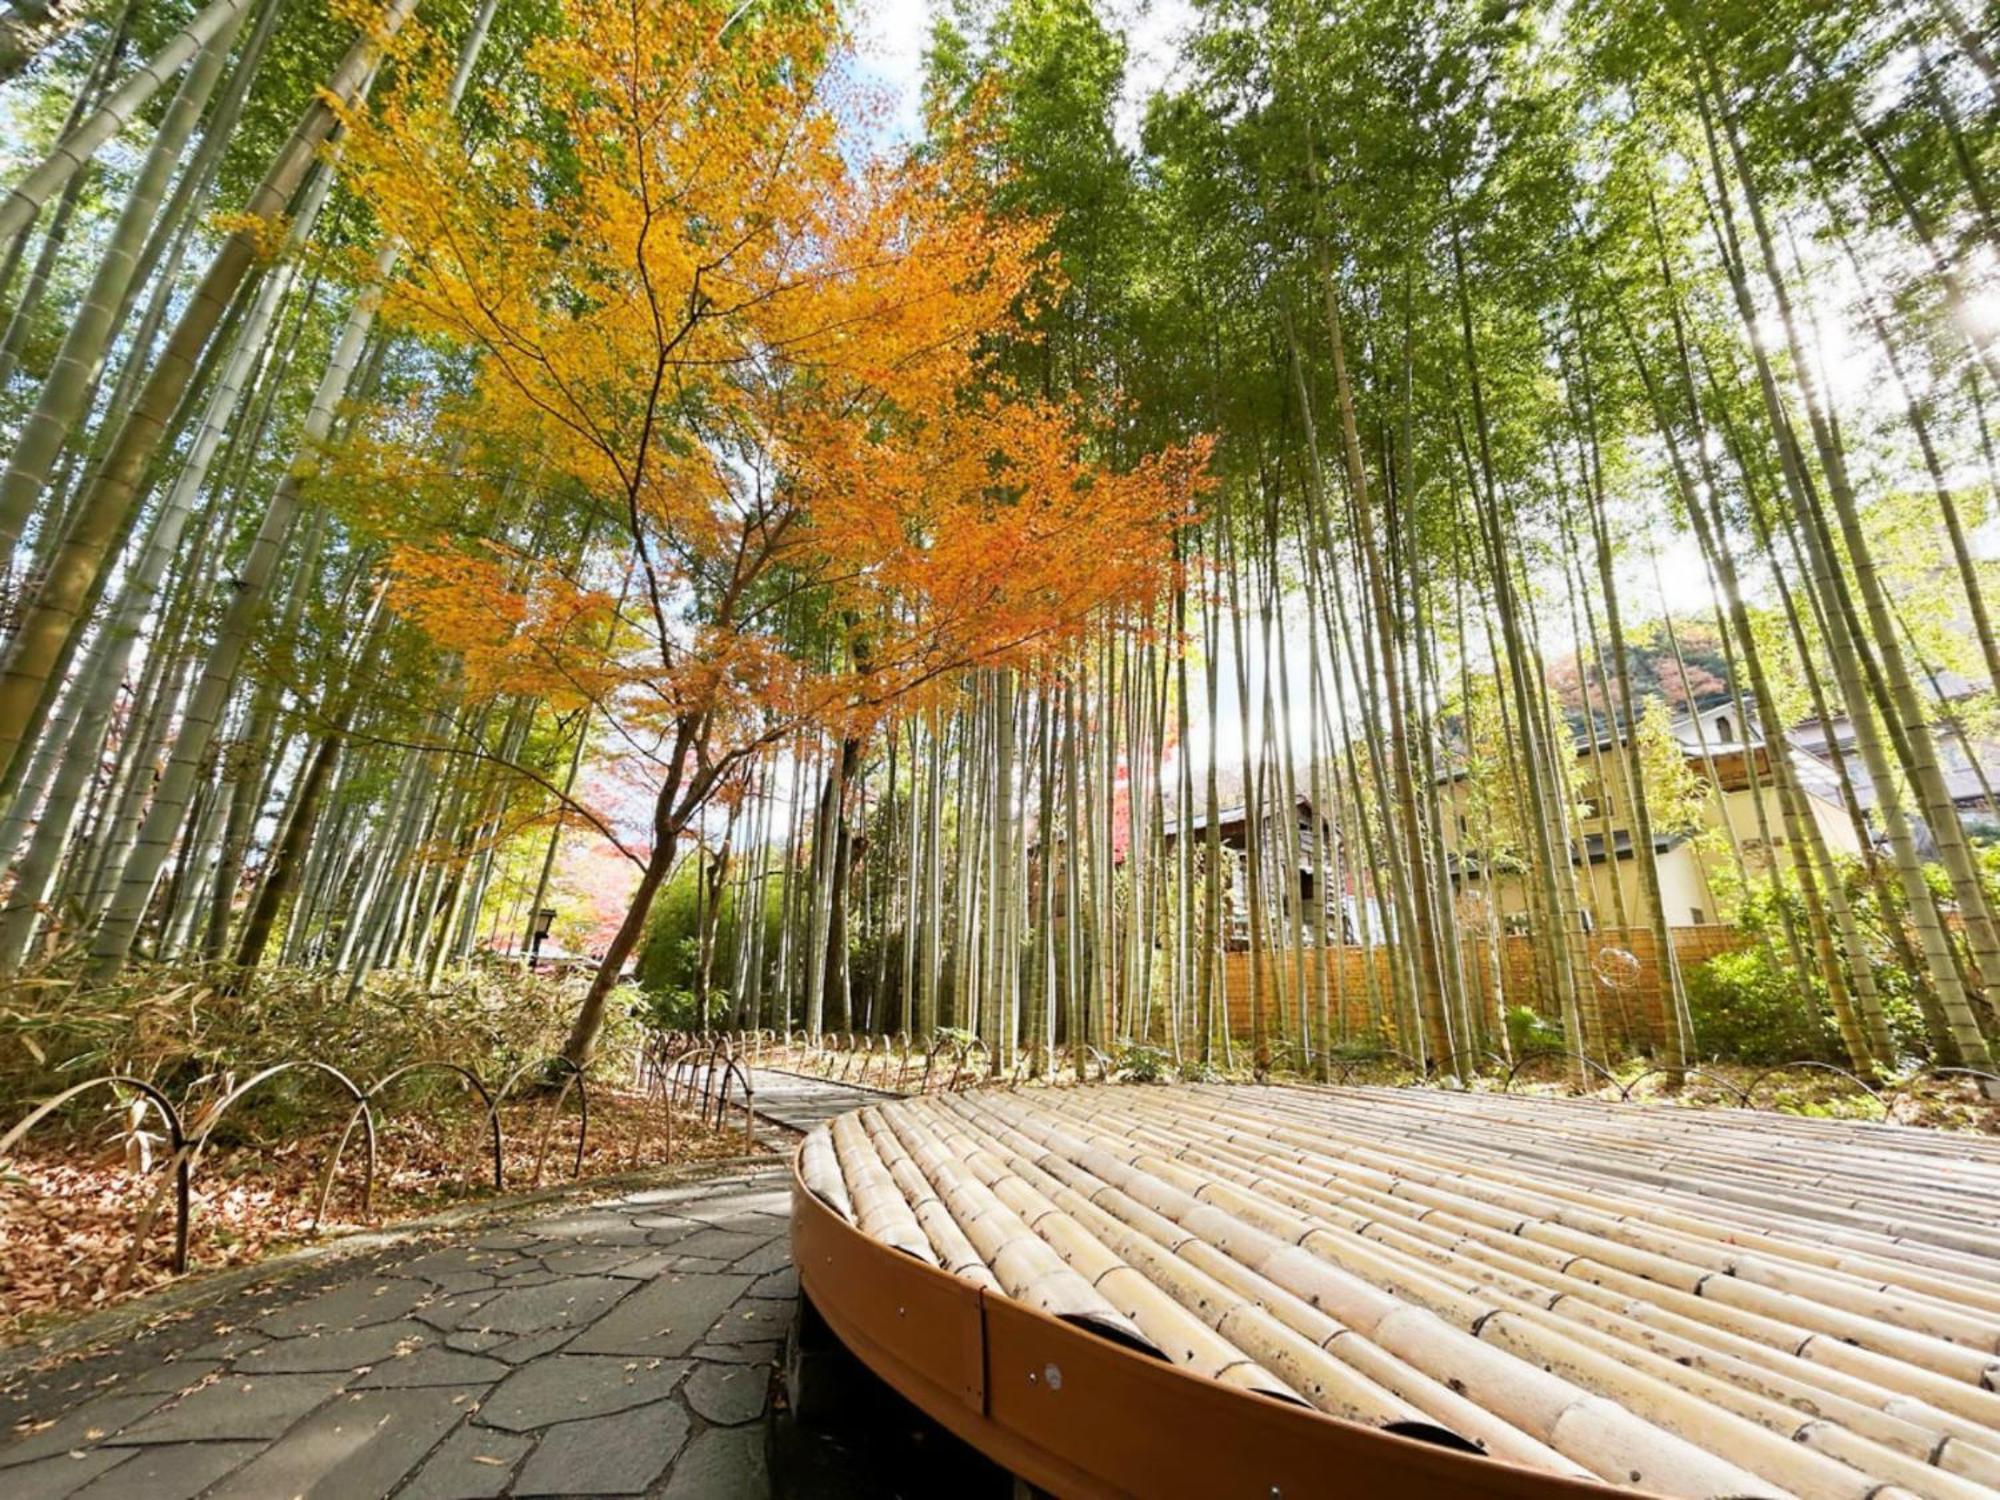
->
[336,0,1206,805]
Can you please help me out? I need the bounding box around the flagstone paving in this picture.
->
[0,1070,887,1499]
[1,1169,798,1498]
[734,1068,893,1136]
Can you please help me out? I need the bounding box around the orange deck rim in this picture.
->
[789,1147,1633,1500]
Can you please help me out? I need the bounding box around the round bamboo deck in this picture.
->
[789,1083,2000,1500]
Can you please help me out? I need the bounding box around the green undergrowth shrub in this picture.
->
[0,963,643,1136]
[1504,1004,1564,1058]
[634,983,728,1033]
[1686,942,1929,1068]
[1326,1032,1396,1062]
[1684,949,1830,1064]
[1112,1042,1170,1082]
[1693,869,1938,1068]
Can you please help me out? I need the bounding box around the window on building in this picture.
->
[1714,714,1733,743]
[1689,906,1706,925]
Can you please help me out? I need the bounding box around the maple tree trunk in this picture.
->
[563,834,676,1066]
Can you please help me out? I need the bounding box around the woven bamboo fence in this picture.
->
[1220,925,1744,1049]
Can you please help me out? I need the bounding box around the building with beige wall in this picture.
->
[1440,714,1863,933]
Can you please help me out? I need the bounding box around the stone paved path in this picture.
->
[738,1069,891,1136]
[0,1074,889,1500]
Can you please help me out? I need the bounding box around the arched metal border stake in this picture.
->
[185,1059,377,1237]
[364,1061,504,1192]
[496,1057,589,1186]
[948,1037,991,1092]
[1385,1048,1429,1081]
[1743,1060,1888,1118]
[696,1042,719,1120]
[1615,1065,1753,1107]
[1317,1049,1419,1087]
[860,1033,884,1089]
[1411,1046,1494,1088]
[660,1055,677,1168]
[1326,1055,1374,1087]
[1005,1045,1028,1090]
[645,1030,704,1167]
[667,1046,693,1111]
[1023,1041,1060,1087]
[881,1034,899,1088]
[1916,1065,2000,1108]
[921,1034,954,1093]
[1083,1045,1114,1085]
[893,1031,914,1092]
[700,1038,737,1121]
[704,1048,728,1128]
[641,1034,667,1102]
[689,1045,712,1119]
[667,1035,710,1112]
[737,1054,757,1152]
[0,1075,192,1274]
[703,1047,756,1151]
[672,1034,703,1107]
[1498,1048,1622,1097]
[689,1039,719,1114]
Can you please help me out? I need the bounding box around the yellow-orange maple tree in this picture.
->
[337,0,1206,1058]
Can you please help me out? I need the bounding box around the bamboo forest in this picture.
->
[2,0,2000,1492]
